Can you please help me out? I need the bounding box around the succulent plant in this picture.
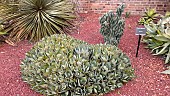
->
[143,12,170,64]
[100,4,125,46]
[125,12,131,18]
[138,8,159,25]
[21,34,134,96]
[0,0,77,44]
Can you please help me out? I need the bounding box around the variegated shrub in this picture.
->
[21,34,134,96]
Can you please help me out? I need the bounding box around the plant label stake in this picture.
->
[135,27,146,57]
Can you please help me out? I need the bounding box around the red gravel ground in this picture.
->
[0,13,170,96]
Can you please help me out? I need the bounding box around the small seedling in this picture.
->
[125,12,131,18]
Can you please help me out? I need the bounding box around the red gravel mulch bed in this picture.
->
[0,13,170,96]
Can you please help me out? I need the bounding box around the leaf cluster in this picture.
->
[138,8,159,25]
[21,34,134,96]
[0,0,77,44]
[143,12,170,64]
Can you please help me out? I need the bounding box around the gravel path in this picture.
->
[0,13,170,96]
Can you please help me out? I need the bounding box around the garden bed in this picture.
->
[0,13,170,96]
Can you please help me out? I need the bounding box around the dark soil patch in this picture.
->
[0,13,170,96]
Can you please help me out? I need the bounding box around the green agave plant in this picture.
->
[0,0,76,43]
[143,9,159,20]
[143,12,170,64]
[151,33,170,64]
[138,8,159,25]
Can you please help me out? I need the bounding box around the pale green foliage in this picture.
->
[21,34,134,96]
[143,11,170,75]
[100,4,125,46]
[161,66,170,75]
[143,12,170,64]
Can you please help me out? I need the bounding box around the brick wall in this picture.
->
[78,0,170,15]
[168,0,170,13]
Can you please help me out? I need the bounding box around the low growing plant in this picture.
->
[0,0,77,44]
[143,12,170,64]
[138,8,159,25]
[125,12,131,18]
[100,4,125,46]
[21,34,134,96]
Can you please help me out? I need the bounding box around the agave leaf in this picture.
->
[0,31,7,35]
[153,42,170,55]
[153,35,170,42]
[144,9,159,20]
[161,70,170,75]
[151,46,167,54]
[165,55,170,64]
[144,24,156,33]
[165,11,170,17]
[162,33,170,39]
[152,39,164,45]
[165,47,170,64]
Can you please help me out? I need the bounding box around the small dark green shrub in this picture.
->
[21,34,134,96]
[100,4,125,46]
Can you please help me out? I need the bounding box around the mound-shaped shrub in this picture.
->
[21,34,134,96]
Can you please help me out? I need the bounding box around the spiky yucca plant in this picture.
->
[0,0,76,44]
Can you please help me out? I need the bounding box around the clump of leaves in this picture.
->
[0,0,19,18]
[143,11,170,64]
[0,0,77,44]
[21,34,134,96]
[138,8,159,25]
